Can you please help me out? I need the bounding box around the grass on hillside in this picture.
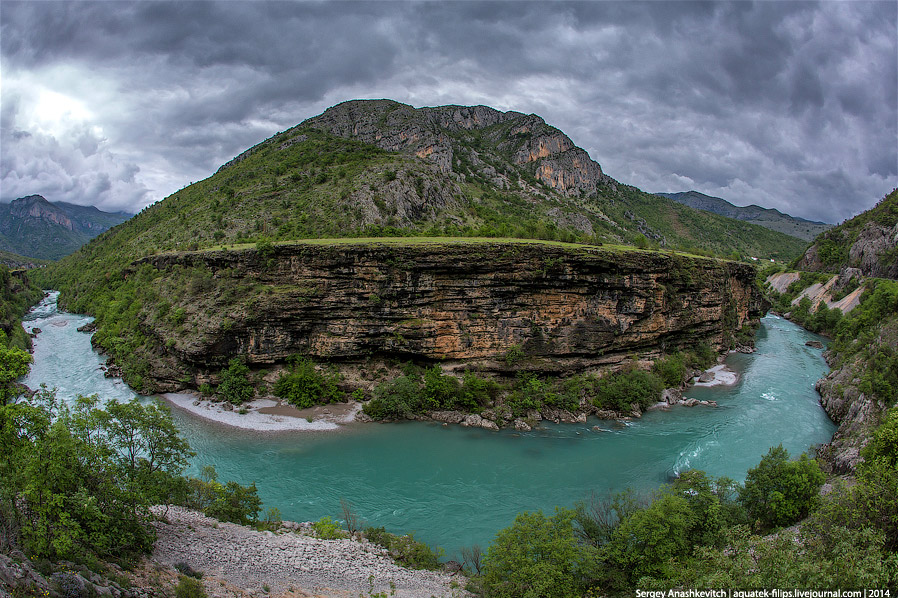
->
[181,236,740,263]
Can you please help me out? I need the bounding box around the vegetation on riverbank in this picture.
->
[360,346,720,425]
[465,438,896,595]
[765,270,898,405]
[0,390,261,569]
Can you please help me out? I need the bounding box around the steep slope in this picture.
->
[0,195,132,260]
[60,100,804,269]
[33,100,777,396]
[656,190,832,241]
[760,191,898,472]
[794,188,898,279]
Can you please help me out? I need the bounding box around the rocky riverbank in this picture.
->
[159,358,738,434]
[150,507,468,598]
[0,507,469,598]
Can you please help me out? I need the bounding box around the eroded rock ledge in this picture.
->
[128,241,766,391]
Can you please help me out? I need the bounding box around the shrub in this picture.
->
[592,369,663,412]
[203,481,262,525]
[482,508,595,598]
[184,467,261,526]
[312,516,343,540]
[362,526,443,570]
[458,372,500,411]
[273,356,341,408]
[862,407,898,468]
[604,493,693,584]
[363,375,422,420]
[422,365,461,410]
[174,575,207,598]
[739,445,824,530]
[504,344,525,365]
[217,358,254,404]
[653,353,687,388]
[255,239,275,258]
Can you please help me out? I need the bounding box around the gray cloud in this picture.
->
[1,0,894,223]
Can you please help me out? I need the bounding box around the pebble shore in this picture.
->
[150,507,469,598]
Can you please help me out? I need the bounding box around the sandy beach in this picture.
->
[161,392,362,432]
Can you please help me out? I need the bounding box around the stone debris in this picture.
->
[150,506,468,598]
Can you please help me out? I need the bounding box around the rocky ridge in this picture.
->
[656,190,831,241]
[0,195,132,261]
[299,100,611,199]
[794,188,898,280]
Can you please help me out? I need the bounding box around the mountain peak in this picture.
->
[301,99,607,197]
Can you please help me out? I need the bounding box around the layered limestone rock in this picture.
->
[132,242,766,389]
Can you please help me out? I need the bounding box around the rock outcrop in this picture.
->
[301,100,611,198]
[128,241,766,391]
[794,188,898,280]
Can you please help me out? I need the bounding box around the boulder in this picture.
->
[429,410,466,424]
[805,340,824,349]
[462,414,484,427]
[513,419,532,432]
[661,388,682,404]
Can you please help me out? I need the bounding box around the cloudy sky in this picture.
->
[1,1,895,224]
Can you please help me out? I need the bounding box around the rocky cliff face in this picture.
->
[794,188,898,280]
[815,314,897,474]
[129,242,765,390]
[301,100,610,199]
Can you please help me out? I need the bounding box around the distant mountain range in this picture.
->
[654,190,832,241]
[0,195,132,260]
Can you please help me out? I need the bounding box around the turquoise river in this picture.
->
[22,292,837,560]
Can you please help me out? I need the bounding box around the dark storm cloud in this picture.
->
[1,1,894,223]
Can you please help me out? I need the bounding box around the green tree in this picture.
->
[273,356,341,408]
[217,358,254,404]
[0,337,32,405]
[603,493,692,585]
[91,397,193,503]
[482,508,596,598]
[861,407,898,468]
[0,389,196,564]
[738,445,824,529]
[204,481,262,525]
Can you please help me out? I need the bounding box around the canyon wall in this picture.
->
[131,242,766,389]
